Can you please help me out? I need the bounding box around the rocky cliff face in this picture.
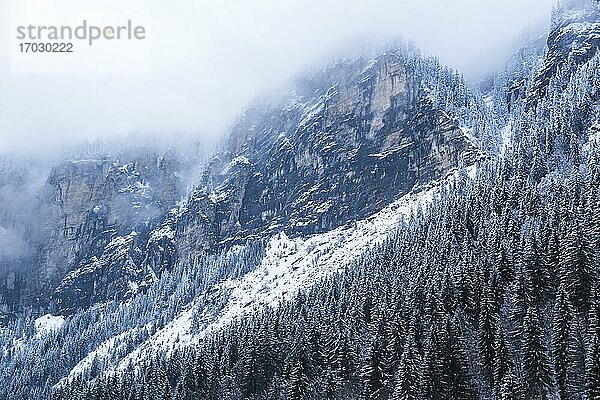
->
[46,152,186,314]
[0,149,190,316]
[174,52,482,263]
[527,0,600,108]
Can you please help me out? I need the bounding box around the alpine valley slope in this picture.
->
[57,164,478,385]
[1,43,487,399]
[6,0,600,397]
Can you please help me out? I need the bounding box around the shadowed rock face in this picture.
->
[44,153,183,314]
[527,0,600,109]
[175,53,482,263]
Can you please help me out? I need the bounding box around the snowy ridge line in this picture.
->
[59,164,478,384]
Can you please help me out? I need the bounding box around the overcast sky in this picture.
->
[0,0,556,154]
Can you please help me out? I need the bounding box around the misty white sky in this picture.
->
[0,0,556,154]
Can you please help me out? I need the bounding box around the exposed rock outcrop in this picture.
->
[43,153,185,314]
[527,0,600,109]
[3,48,484,316]
[174,53,482,262]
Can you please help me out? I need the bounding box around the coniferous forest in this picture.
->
[52,90,600,399]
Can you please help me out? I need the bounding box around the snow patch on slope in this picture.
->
[500,121,513,156]
[34,314,64,336]
[57,324,152,386]
[107,166,475,375]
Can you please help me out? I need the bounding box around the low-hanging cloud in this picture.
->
[0,226,29,260]
[0,0,556,154]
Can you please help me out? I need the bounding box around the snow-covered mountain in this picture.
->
[3,44,484,319]
[2,1,600,399]
[55,164,478,386]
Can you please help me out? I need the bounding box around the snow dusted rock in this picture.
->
[52,231,145,315]
[143,221,178,282]
[5,48,483,317]
[175,51,482,262]
[527,0,600,109]
[58,165,478,382]
[43,151,185,314]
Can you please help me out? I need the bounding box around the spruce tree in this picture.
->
[478,280,497,386]
[523,306,552,400]
[392,332,420,400]
[585,284,600,399]
[552,287,570,400]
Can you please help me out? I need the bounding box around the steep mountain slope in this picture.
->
[0,147,197,317]
[527,0,600,109]
[56,164,477,386]
[1,48,484,318]
[3,0,600,398]
[49,2,600,398]
[0,44,486,399]
[174,50,483,262]
[47,153,181,315]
